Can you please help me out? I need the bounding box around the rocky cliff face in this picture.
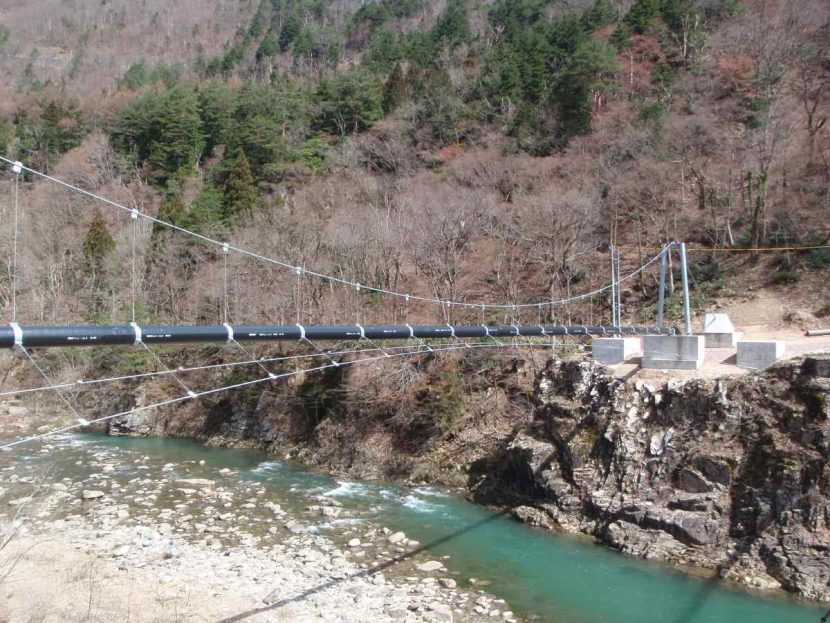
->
[470,357,830,601]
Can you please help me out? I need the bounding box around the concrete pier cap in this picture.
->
[642,335,705,370]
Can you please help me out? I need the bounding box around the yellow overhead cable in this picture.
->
[616,245,830,253]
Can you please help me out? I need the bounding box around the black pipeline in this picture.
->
[0,323,674,349]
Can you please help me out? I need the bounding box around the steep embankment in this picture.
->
[103,348,544,484]
[99,349,830,602]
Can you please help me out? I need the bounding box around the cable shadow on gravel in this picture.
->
[219,508,512,623]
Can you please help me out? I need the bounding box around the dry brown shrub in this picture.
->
[356,120,419,175]
[716,55,755,97]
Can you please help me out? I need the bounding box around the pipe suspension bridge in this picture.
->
[0,156,687,451]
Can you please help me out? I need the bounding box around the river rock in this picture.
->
[174,479,215,490]
[386,607,409,620]
[428,602,453,622]
[511,506,552,529]
[388,531,406,544]
[82,490,105,500]
[262,589,281,605]
[112,544,131,557]
[416,561,444,572]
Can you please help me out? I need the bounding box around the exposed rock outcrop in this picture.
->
[470,356,830,601]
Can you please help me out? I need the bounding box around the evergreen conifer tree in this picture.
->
[382,62,409,113]
[256,33,280,60]
[158,195,186,225]
[554,38,619,138]
[147,87,205,182]
[152,195,186,245]
[624,0,660,33]
[82,210,116,271]
[223,151,257,219]
[317,69,384,135]
[583,0,616,30]
[433,0,470,47]
[280,13,302,51]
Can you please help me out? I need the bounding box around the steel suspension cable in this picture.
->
[0,345,387,399]
[137,341,196,397]
[0,156,668,312]
[11,167,19,322]
[0,340,556,451]
[0,340,560,400]
[228,338,277,379]
[131,208,138,323]
[295,266,302,324]
[222,243,229,324]
[17,346,85,423]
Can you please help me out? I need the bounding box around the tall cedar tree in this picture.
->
[82,210,116,271]
[383,62,409,112]
[625,0,660,33]
[152,195,186,249]
[280,13,302,51]
[554,38,619,137]
[147,87,205,180]
[223,151,257,219]
[432,0,470,47]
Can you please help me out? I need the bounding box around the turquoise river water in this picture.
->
[7,433,828,623]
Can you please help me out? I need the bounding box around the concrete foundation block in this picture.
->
[592,337,642,365]
[704,313,735,333]
[642,335,705,370]
[702,313,740,348]
[702,332,743,348]
[737,341,785,370]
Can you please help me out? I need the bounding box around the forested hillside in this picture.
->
[0,0,828,329]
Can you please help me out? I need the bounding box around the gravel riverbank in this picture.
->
[0,438,517,623]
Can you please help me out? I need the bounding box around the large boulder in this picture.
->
[108,411,155,436]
